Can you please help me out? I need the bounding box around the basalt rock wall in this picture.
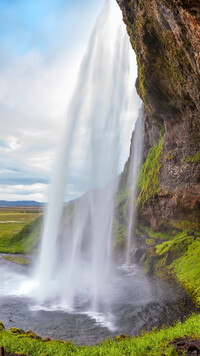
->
[117,0,200,232]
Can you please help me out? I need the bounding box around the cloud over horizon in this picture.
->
[0,0,105,202]
[0,0,139,202]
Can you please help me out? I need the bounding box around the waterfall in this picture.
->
[125,108,143,265]
[35,0,139,315]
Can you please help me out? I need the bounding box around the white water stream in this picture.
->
[0,1,190,341]
[35,0,140,316]
[0,0,143,333]
[125,108,143,265]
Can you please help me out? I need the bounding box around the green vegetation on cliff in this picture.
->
[0,314,200,355]
[185,152,200,163]
[136,136,163,210]
[136,226,200,307]
[112,167,129,249]
[170,238,200,307]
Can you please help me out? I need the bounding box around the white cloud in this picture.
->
[0,183,48,202]
[0,47,84,192]
[0,0,140,202]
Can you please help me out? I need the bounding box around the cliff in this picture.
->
[116,0,200,232]
[114,0,200,304]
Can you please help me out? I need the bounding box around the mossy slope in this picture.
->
[136,226,200,307]
[0,216,42,254]
[136,136,163,211]
[0,314,200,355]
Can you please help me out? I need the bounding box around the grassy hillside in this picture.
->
[0,313,200,355]
[135,225,200,308]
[0,208,43,254]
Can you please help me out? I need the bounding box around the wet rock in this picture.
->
[170,336,200,355]
[0,322,5,331]
[116,0,200,232]
[115,334,130,341]
[0,347,27,356]
[44,337,51,342]
[9,328,25,335]
[25,330,42,340]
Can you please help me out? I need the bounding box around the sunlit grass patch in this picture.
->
[0,209,43,251]
[0,314,200,355]
[170,238,200,307]
[143,229,200,306]
[0,215,43,254]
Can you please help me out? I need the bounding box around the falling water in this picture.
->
[36,0,139,317]
[0,0,192,341]
[125,108,143,265]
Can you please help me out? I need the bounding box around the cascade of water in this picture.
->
[125,108,143,265]
[35,0,139,315]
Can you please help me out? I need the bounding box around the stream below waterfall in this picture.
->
[0,255,195,345]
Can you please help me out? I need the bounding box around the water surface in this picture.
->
[0,256,193,345]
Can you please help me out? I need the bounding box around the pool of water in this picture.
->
[0,255,194,344]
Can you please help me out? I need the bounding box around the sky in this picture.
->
[0,0,139,202]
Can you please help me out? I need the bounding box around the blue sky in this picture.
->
[0,0,104,201]
[0,0,103,59]
[0,0,139,202]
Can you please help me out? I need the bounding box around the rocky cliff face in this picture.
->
[117,0,200,232]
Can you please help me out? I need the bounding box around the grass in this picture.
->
[0,216,43,254]
[170,238,200,307]
[0,314,200,355]
[2,255,31,265]
[136,136,164,210]
[171,219,200,232]
[137,224,173,241]
[185,152,200,163]
[143,229,200,307]
[0,208,42,236]
[0,208,43,254]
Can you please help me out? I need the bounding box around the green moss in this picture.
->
[25,330,43,340]
[185,152,200,163]
[112,219,127,248]
[0,321,5,331]
[0,314,200,355]
[136,136,164,210]
[143,246,168,277]
[165,150,175,161]
[136,224,173,242]
[143,228,200,305]
[135,228,144,237]
[145,238,155,246]
[2,256,31,266]
[9,328,25,335]
[130,11,193,111]
[137,61,146,103]
[156,234,195,257]
[171,219,200,232]
[112,166,130,247]
[170,239,200,307]
[145,226,173,240]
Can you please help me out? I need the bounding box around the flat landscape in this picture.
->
[0,207,43,254]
